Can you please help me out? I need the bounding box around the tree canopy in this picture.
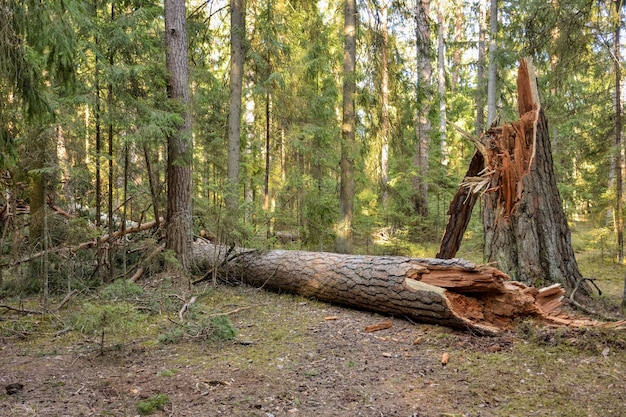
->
[0,0,624,298]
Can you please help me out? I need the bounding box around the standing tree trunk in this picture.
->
[227,0,246,220]
[487,0,497,125]
[263,87,271,239]
[164,0,193,270]
[337,0,357,254]
[452,1,462,90]
[380,0,390,205]
[439,59,586,295]
[412,0,432,217]
[483,59,584,292]
[476,0,487,136]
[614,0,624,265]
[436,0,447,164]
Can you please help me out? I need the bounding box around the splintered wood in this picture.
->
[484,60,539,217]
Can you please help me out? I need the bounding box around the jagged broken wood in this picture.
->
[438,59,586,294]
[193,241,624,334]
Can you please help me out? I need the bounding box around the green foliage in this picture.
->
[100,280,144,300]
[158,314,237,345]
[205,315,238,341]
[160,250,182,272]
[135,394,171,415]
[71,302,145,351]
[157,327,185,345]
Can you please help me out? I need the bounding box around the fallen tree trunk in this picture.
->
[192,241,625,334]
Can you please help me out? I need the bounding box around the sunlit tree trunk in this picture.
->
[107,2,115,282]
[380,0,390,205]
[614,0,624,265]
[436,0,447,164]
[411,0,432,217]
[487,0,497,124]
[244,88,255,224]
[227,0,246,219]
[93,0,103,284]
[452,1,462,90]
[337,0,357,254]
[412,0,432,217]
[476,0,486,136]
[263,88,271,238]
[143,144,161,228]
[165,0,193,270]
[482,59,585,294]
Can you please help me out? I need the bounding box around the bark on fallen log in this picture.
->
[191,241,626,334]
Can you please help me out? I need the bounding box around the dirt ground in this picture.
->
[1,284,625,417]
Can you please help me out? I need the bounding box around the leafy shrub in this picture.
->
[157,327,185,345]
[100,279,144,300]
[136,393,171,415]
[205,315,237,341]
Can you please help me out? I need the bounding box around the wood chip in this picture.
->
[488,344,502,353]
[364,320,393,333]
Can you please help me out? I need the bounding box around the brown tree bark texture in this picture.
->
[482,60,584,293]
[165,0,193,269]
[193,241,574,335]
[437,150,484,259]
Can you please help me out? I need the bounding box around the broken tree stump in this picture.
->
[191,241,610,335]
[438,58,586,294]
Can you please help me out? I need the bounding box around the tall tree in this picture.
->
[380,0,390,205]
[436,0,447,164]
[486,0,497,124]
[164,0,193,269]
[614,0,623,264]
[337,0,357,253]
[227,0,246,220]
[475,0,487,136]
[412,0,432,217]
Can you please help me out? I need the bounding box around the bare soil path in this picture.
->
[1,285,625,417]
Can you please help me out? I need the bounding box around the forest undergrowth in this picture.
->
[1,219,626,416]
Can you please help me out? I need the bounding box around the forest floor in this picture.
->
[2,224,626,417]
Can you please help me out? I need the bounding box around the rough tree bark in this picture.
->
[165,0,193,269]
[411,0,432,217]
[193,241,621,334]
[337,0,357,254]
[436,150,484,259]
[227,0,246,217]
[438,59,586,295]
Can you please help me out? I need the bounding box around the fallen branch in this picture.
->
[0,304,46,315]
[5,220,158,268]
[129,242,166,282]
[179,296,197,321]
